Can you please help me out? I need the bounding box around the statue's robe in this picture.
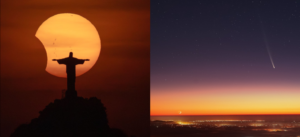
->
[56,57,86,98]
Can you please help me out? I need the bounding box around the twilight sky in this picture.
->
[151,0,300,115]
[1,0,149,137]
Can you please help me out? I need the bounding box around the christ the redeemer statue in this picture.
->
[53,52,89,98]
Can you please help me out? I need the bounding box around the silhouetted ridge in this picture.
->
[11,96,127,137]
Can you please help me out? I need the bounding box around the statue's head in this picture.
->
[69,52,73,58]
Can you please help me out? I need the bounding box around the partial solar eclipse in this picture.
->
[36,13,101,78]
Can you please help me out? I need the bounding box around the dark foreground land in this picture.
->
[151,126,300,137]
[11,96,128,137]
[151,120,300,137]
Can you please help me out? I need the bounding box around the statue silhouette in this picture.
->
[53,52,89,98]
[11,53,129,137]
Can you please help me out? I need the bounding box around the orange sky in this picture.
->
[151,84,300,115]
[1,0,149,137]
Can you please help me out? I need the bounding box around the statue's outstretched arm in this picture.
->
[52,59,57,61]
[85,59,90,61]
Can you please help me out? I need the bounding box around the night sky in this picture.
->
[151,0,300,115]
[1,0,149,137]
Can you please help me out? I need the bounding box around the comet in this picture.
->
[259,19,275,69]
[266,44,275,69]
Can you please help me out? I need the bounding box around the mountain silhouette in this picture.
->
[10,52,131,137]
[10,96,128,137]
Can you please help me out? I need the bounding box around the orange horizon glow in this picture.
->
[151,84,300,115]
[150,113,300,116]
[36,13,101,78]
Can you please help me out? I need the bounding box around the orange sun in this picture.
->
[36,13,101,78]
